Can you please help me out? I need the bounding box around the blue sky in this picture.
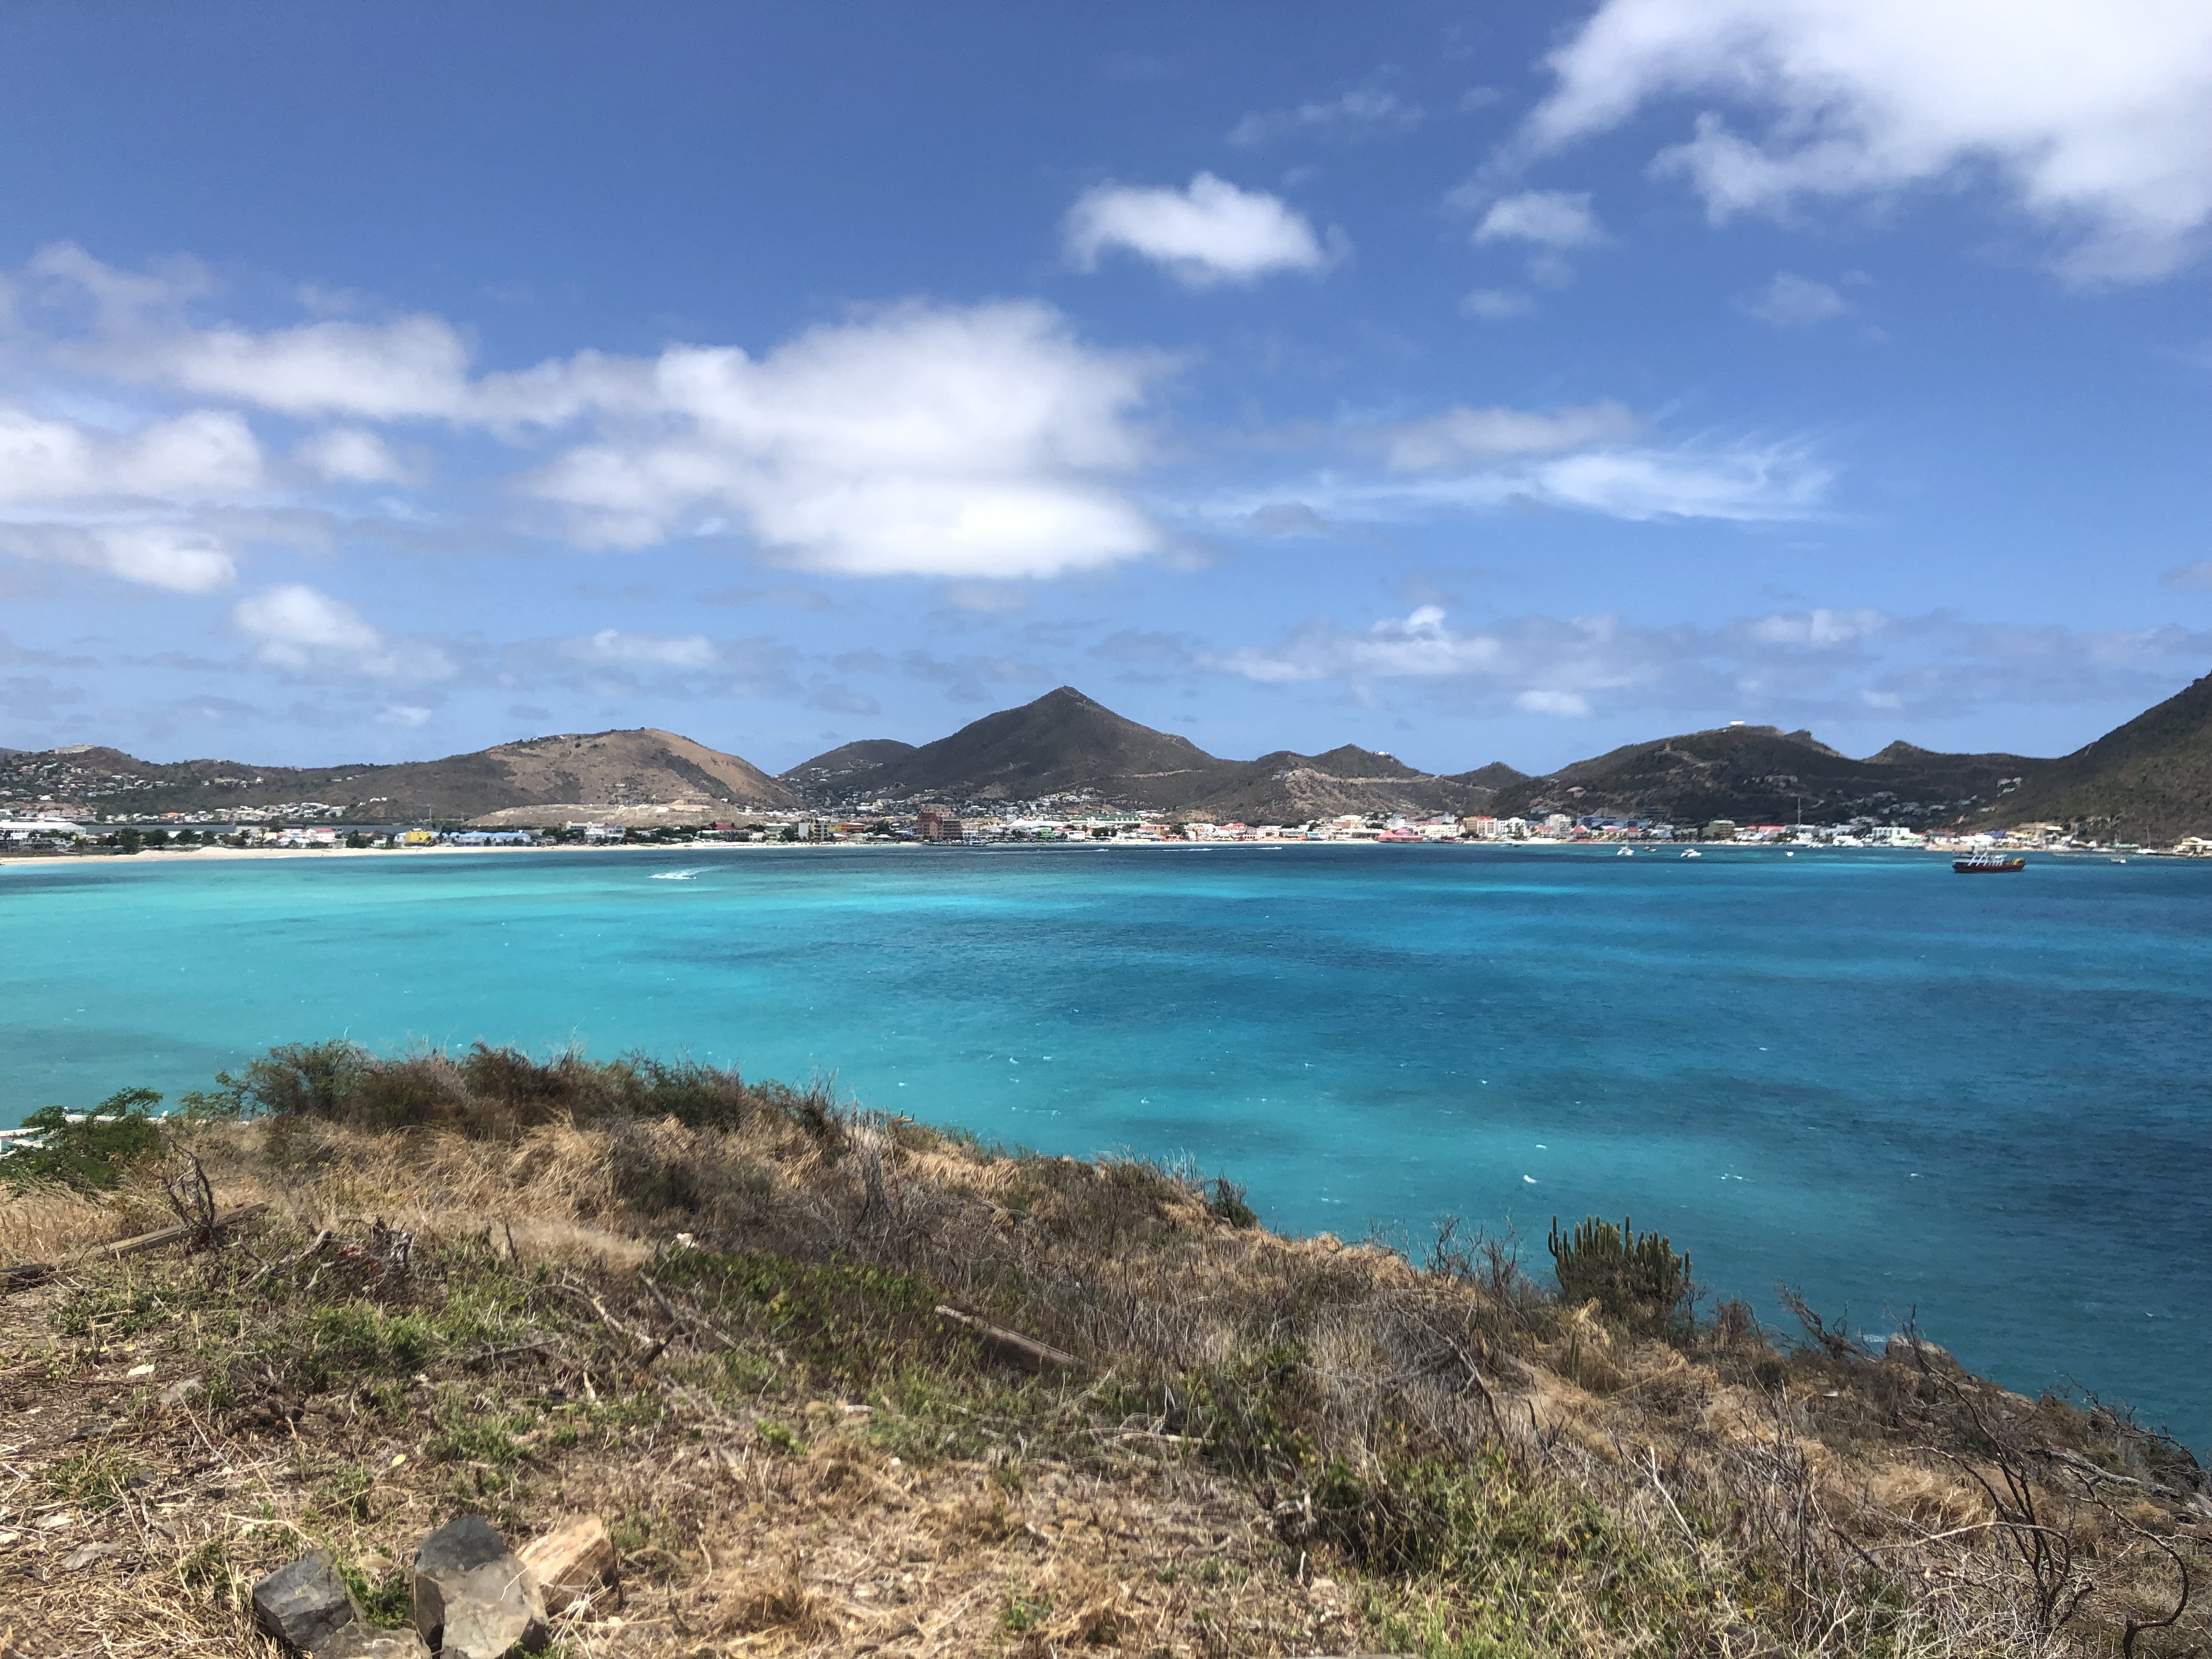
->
[3,1,2209,776]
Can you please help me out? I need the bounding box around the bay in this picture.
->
[4,842,2206,1448]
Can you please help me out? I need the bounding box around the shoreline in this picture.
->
[0,837,2187,867]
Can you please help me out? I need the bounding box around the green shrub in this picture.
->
[3,1088,167,1191]
[1548,1214,1694,1336]
[174,1040,756,1139]
[1204,1175,1258,1228]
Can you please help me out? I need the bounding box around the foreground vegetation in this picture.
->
[2,1044,2205,1658]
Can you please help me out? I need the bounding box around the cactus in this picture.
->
[1548,1214,1693,1335]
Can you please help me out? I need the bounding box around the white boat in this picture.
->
[1680,849,1701,859]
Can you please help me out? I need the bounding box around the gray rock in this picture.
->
[411,1516,548,1659]
[1884,1333,1957,1369]
[321,1626,431,1659]
[252,1550,362,1653]
[157,1376,202,1407]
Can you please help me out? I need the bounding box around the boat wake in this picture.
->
[651,867,708,881]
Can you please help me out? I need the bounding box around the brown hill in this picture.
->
[0,729,797,824]
[1487,724,2046,827]
[859,686,1232,808]
[1446,761,1534,791]
[799,690,1515,820]
[778,738,918,797]
[1978,671,2212,842]
[1182,744,1513,822]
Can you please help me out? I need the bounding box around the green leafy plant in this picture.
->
[1548,1214,1694,1336]
[3,1088,166,1190]
[1204,1175,1258,1228]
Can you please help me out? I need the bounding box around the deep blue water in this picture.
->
[4,843,2206,1448]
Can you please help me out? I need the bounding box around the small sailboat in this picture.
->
[1616,847,1634,856]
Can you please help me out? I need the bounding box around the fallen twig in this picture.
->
[934,1304,1080,1374]
[1,1201,272,1293]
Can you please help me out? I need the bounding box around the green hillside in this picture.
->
[1983,672,2212,842]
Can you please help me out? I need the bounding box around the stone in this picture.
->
[411,1516,548,1659]
[252,1550,362,1654]
[61,1541,117,1571]
[158,1376,203,1407]
[516,1515,618,1615]
[1884,1333,1957,1369]
[321,1626,431,1659]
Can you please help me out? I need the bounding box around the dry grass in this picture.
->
[2,1047,2206,1658]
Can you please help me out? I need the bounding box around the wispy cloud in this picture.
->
[1228,84,1425,148]
[1462,288,1536,320]
[232,583,455,681]
[1203,402,1830,532]
[1741,273,1850,328]
[1472,190,1605,249]
[1380,401,1643,469]
[1522,0,2212,284]
[559,629,718,671]
[1206,602,2212,727]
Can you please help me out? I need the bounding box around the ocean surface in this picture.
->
[4,843,2207,1448]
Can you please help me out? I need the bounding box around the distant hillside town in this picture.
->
[7,671,2212,855]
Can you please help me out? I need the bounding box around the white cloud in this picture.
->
[1229,86,1424,147]
[1383,400,1642,469]
[1206,607,1643,712]
[136,314,476,419]
[2160,559,2212,590]
[295,427,409,483]
[0,405,257,591]
[1064,173,1336,286]
[1525,0,2212,283]
[0,522,236,593]
[1227,420,1827,528]
[25,252,1177,583]
[0,407,259,505]
[524,301,1165,577]
[560,628,718,670]
[1462,288,1535,319]
[1210,606,1506,683]
[232,583,451,680]
[1532,443,1830,521]
[1746,606,1885,646]
[938,582,1031,616]
[82,525,236,592]
[1742,273,1851,326]
[1516,688,1594,717]
[1474,190,1605,248]
[1208,601,2212,723]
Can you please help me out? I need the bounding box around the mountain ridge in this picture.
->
[12,672,2212,837]
[0,727,798,823]
[1976,672,2212,843]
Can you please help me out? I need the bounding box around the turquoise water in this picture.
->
[4,844,2207,1448]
